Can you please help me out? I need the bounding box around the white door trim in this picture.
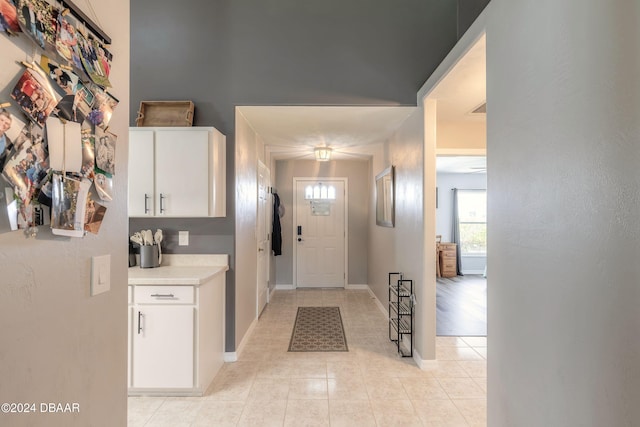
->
[292,177,348,288]
[256,160,270,317]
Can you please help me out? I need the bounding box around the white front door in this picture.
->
[294,179,346,288]
[256,161,270,315]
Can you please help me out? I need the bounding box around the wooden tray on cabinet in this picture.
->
[136,101,194,127]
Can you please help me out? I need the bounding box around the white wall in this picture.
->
[436,171,487,274]
[0,1,129,426]
[274,159,370,286]
[368,108,435,361]
[487,0,640,425]
[437,121,486,150]
[234,110,264,349]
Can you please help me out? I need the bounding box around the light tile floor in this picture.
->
[129,289,487,427]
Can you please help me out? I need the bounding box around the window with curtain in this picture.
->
[457,190,487,255]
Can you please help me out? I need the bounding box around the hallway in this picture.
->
[129,289,487,426]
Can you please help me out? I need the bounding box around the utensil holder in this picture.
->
[139,245,160,268]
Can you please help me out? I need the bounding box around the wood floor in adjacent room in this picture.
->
[437,275,487,337]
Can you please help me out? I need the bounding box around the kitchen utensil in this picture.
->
[130,232,144,246]
[142,229,153,245]
[154,229,163,265]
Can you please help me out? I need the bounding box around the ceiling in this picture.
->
[436,156,486,174]
[239,36,486,165]
[429,35,486,122]
[238,106,416,161]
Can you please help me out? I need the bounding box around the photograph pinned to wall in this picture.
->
[50,172,90,237]
[80,130,94,178]
[40,56,82,121]
[41,55,79,96]
[15,198,48,233]
[55,11,83,70]
[86,83,118,128]
[10,67,60,127]
[5,120,44,158]
[4,186,49,233]
[2,137,48,204]
[0,0,21,33]
[36,169,52,207]
[91,35,112,82]
[15,0,58,53]
[93,170,112,202]
[84,193,106,234]
[70,81,93,123]
[75,30,111,88]
[95,127,115,175]
[0,109,26,171]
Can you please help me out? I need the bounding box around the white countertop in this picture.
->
[128,254,229,285]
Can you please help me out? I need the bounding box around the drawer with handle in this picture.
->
[441,250,456,258]
[134,285,195,304]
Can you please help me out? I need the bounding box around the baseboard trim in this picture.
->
[268,287,277,301]
[346,284,369,290]
[461,270,485,275]
[368,287,389,317]
[275,284,295,290]
[412,349,438,370]
[227,316,259,363]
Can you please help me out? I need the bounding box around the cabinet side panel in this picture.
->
[197,275,225,391]
[210,130,227,217]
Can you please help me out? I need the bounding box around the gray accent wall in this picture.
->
[130,0,460,128]
[457,0,491,39]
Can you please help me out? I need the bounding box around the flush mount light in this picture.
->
[314,147,332,162]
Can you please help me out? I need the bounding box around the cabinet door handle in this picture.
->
[150,293,175,298]
[137,311,143,334]
[159,193,166,214]
[144,194,150,214]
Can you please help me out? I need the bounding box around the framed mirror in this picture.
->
[375,166,395,227]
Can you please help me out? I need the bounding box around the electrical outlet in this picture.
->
[91,254,111,296]
[179,231,189,246]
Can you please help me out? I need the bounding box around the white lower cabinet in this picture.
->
[133,305,195,389]
[128,274,225,396]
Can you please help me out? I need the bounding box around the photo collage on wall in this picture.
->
[0,0,117,236]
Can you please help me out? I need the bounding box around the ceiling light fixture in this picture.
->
[314,147,332,162]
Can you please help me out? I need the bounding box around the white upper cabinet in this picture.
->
[128,127,226,217]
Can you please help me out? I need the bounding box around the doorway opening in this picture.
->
[422,32,487,341]
[436,156,487,336]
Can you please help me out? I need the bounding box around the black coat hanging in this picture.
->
[272,193,282,256]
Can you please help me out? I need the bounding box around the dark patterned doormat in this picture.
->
[288,306,348,352]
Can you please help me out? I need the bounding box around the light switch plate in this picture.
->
[179,231,189,246]
[91,254,111,296]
